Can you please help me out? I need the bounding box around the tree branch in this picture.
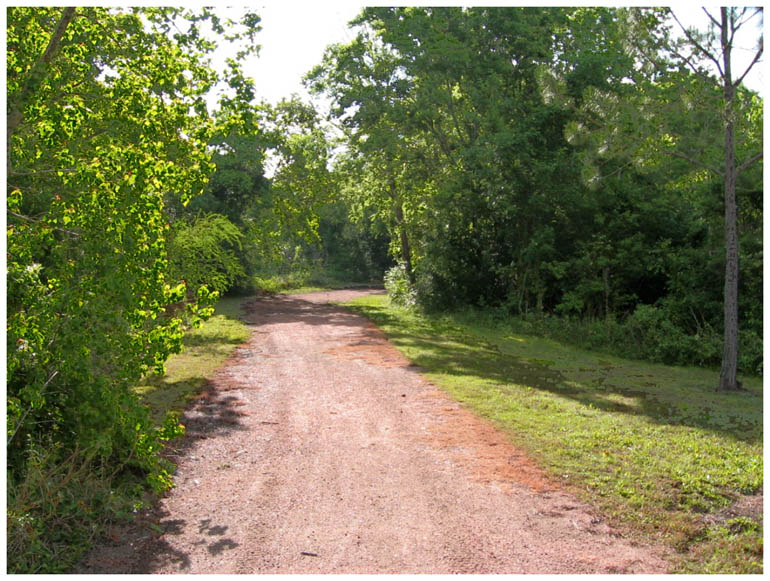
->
[736,151,763,174]
[667,44,719,83]
[8,7,76,138]
[7,370,58,446]
[8,210,81,237]
[665,149,724,177]
[726,7,760,43]
[669,9,725,77]
[7,7,77,175]
[702,7,721,29]
[733,43,764,88]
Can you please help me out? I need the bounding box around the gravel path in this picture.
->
[75,289,669,573]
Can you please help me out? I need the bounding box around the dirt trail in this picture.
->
[76,289,669,573]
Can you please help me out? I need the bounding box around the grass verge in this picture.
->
[134,296,252,422]
[344,294,763,574]
[251,267,380,295]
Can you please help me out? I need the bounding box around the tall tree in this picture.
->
[627,7,763,390]
[310,7,573,308]
[541,7,763,387]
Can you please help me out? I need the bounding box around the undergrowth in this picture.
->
[134,296,251,421]
[250,265,378,295]
[7,297,252,574]
[344,294,763,574]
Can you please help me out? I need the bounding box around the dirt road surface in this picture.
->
[76,289,669,573]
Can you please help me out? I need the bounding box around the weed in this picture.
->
[6,444,145,573]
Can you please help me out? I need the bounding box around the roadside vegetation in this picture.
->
[7,6,761,575]
[345,294,763,574]
[7,297,252,573]
[134,298,252,423]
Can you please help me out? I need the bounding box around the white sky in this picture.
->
[231,2,365,106]
[224,2,763,108]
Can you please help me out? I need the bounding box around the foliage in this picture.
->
[134,297,251,423]
[545,7,763,390]
[166,213,245,296]
[309,6,762,375]
[263,98,334,247]
[383,264,417,308]
[6,6,260,573]
[316,199,393,283]
[6,445,133,573]
[345,293,762,573]
[7,297,250,573]
[208,97,394,292]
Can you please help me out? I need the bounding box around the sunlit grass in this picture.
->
[344,294,763,574]
[253,267,380,295]
[134,296,251,422]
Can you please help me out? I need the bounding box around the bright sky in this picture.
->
[234,2,365,106]
[673,6,764,95]
[228,2,763,108]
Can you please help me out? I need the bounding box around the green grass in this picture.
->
[343,294,763,574]
[252,267,380,295]
[134,296,252,421]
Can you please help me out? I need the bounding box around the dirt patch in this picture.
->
[416,390,557,493]
[74,289,669,574]
[703,491,764,527]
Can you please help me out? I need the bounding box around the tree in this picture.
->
[309,7,576,308]
[6,6,260,491]
[307,20,423,284]
[687,7,764,391]
[540,7,763,387]
[309,6,760,376]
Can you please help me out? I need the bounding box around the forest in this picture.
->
[6,6,763,573]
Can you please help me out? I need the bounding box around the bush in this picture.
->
[166,213,245,296]
[473,301,760,376]
[384,264,417,308]
[738,328,763,375]
[624,304,719,367]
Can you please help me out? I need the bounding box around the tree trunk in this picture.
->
[717,7,741,391]
[390,180,415,285]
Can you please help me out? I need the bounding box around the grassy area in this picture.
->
[252,267,380,295]
[134,296,252,422]
[343,294,763,574]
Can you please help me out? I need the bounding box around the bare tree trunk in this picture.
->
[717,7,741,391]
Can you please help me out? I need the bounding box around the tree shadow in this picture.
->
[242,292,387,330]
[350,302,762,444]
[133,513,239,572]
[163,381,251,458]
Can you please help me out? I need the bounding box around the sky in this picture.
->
[224,2,763,107]
[223,2,364,107]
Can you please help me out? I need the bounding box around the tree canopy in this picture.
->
[308,6,762,376]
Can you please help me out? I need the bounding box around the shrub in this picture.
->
[166,213,245,296]
[384,264,417,308]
